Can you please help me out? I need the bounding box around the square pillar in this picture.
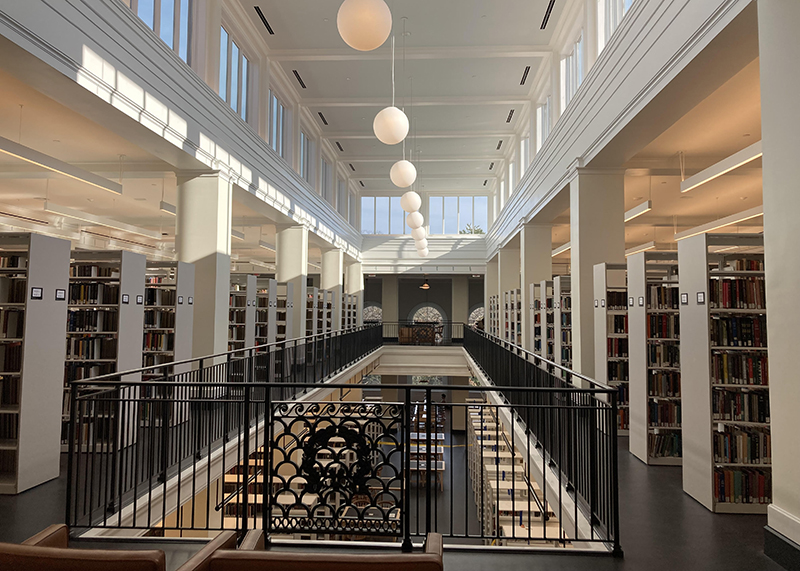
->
[346,262,364,327]
[485,256,499,330]
[321,248,344,330]
[569,169,625,377]
[520,223,553,351]
[177,172,232,358]
[277,226,309,337]
[498,245,520,296]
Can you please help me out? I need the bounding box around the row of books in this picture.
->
[2,310,24,338]
[618,408,629,430]
[69,283,119,305]
[647,314,680,339]
[560,346,572,365]
[0,450,15,474]
[70,265,119,278]
[649,432,682,458]
[143,332,175,353]
[708,276,766,310]
[648,401,681,427]
[231,294,248,308]
[0,255,26,269]
[65,338,117,361]
[647,284,680,310]
[711,353,768,386]
[560,297,572,311]
[648,344,680,368]
[68,310,118,333]
[560,330,572,345]
[229,326,246,341]
[649,371,681,397]
[0,376,20,407]
[712,391,770,423]
[607,337,628,358]
[145,288,177,307]
[63,362,116,382]
[145,276,175,284]
[710,315,767,348]
[724,259,764,272]
[0,414,19,440]
[0,343,22,373]
[0,279,26,304]
[617,383,629,404]
[230,311,246,324]
[607,361,629,383]
[560,313,571,327]
[713,427,771,465]
[144,310,176,330]
[606,291,627,311]
[608,314,628,335]
[714,467,771,505]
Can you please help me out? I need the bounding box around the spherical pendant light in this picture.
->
[373,106,409,145]
[390,160,417,188]
[400,190,422,213]
[411,227,427,241]
[415,238,428,250]
[337,0,392,52]
[418,248,430,257]
[406,211,424,229]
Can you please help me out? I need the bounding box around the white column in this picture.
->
[485,256,499,327]
[551,51,562,128]
[321,248,344,330]
[569,169,625,378]
[759,0,800,555]
[345,262,364,327]
[276,226,309,337]
[177,172,232,358]
[258,57,271,142]
[584,0,599,73]
[498,245,520,296]
[520,223,553,351]
[193,0,222,91]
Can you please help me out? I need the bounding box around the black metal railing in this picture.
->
[65,323,620,554]
[379,321,465,346]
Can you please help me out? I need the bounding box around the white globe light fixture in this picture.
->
[415,238,428,250]
[418,248,430,257]
[411,227,427,241]
[400,190,422,213]
[373,106,409,145]
[390,160,417,188]
[337,0,392,52]
[406,211,424,229]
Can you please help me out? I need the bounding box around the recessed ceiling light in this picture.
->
[134,197,147,201]
[346,77,351,81]
[661,181,667,184]
[633,196,643,200]
[52,139,61,143]
[87,198,94,202]
[743,133,751,137]
[740,196,748,200]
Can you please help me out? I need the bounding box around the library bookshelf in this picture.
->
[502,289,522,347]
[229,275,256,352]
[529,282,542,355]
[679,233,770,513]
[554,275,572,371]
[628,251,682,466]
[63,250,146,453]
[342,294,358,330]
[538,280,555,362]
[594,263,629,434]
[0,233,70,494]
[255,278,278,347]
[488,295,500,338]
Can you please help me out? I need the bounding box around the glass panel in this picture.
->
[178,0,190,62]
[429,197,443,235]
[390,197,404,234]
[230,41,239,111]
[444,196,458,234]
[350,193,357,225]
[459,196,473,233]
[240,57,248,121]
[375,197,390,235]
[219,27,228,100]
[361,197,374,234]
[138,0,155,29]
[159,0,174,48]
[474,196,488,233]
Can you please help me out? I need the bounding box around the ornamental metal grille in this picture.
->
[268,401,404,537]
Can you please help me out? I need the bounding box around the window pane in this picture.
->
[474,196,488,232]
[444,196,458,234]
[429,197,443,235]
[361,197,374,234]
[240,57,248,121]
[375,197,390,235]
[390,197,404,234]
[160,0,174,48]
[138,0,155,29]
[179,0,190,61]
[350,193,357,225]
[219,27,228,99]
[459,197,473,232]
[230,41,239,111]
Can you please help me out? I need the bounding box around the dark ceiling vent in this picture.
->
[254,7,274,35]
[483,180,488,186]
[292,70,307,89]
[349,163,356,172]
[520,66,531,86]
[317,112,328,126]
[541,0,556,30]
[359,180,365,188]
[496,140,504,151]
[506,109,515,123]
[336,141,344,152]
[489,162,495,171]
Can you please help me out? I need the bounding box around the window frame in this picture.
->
[130,0,192,63]
[427,195,489,236]
[219,24,251,122]
[269,90,287,159]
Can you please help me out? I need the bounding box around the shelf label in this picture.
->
[681,293,689,306]
[594,300,598,308]
[30,287,43,300]
[136,295,144,305]
[178,296,184,305]
[638,297,645,307]
[55,288,66,301]
[122,294,130,304]
[697,292,706,305]
[629,297,634,308]
[188,297,194,305]
[601,300,606,308]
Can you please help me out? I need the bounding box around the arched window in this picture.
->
[412,306,443,324]
[468,306,485,327]
[363,305,383,323]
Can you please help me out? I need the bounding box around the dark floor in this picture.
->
[0,440,783,570]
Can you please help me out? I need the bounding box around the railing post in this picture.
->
[611,391,623,556]
[264,381,273,549]
[242,383,251,535]
[65,382,77,527]
[425,387,432,535]
[402,388,412,553]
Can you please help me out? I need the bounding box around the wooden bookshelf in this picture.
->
[502,289,522,346]
[0,233,70,494]
[679,233,770,513]
[594,263,629,434]
[538,280,554,362]
[628,251,682,466]
[229,275,256,352]
[554,275,572,371]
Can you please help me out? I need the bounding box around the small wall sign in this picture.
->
[55,289,66,301]
[122,294,130,304]
[136,295,144,305]
[30,287,43,300]
[178,296,184,305]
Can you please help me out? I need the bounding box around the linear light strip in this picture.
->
[551,242,571,257]
[674,206,764,241]
[258,240,276,252]
[625,241,656,257]
[680,141,762,193]
[624,200,653,223]
[44,201,160,239]
[231,229,245,241]
[159,201,176,215]
[0,135,122,195]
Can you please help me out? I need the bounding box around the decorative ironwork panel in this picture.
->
[269,401,404,537]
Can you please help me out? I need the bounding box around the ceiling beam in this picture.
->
[344,156,500,163]
[268,45,552,62]
[324,131,513,140]
[305,96,530,107]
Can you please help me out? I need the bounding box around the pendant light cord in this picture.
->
[391,35,396,108]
